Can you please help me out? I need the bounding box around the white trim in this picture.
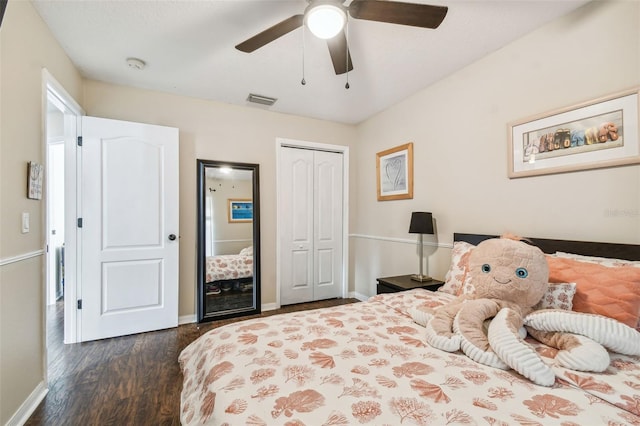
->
[349,233,453,249]
[261,302,278,312]
[0,250,45,267]
[350,291,369,302]
[5,381,48,426]
[178,314,196,325]
[42,69,84,346]
[275,137,350,309]
[210,238,253,244]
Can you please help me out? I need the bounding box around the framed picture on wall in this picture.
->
[228,198,253,223]
[508,87,640,178]
[27,161,44,200]
[376,142,414,201]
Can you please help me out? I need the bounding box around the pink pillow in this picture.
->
[439,241,474,295]
[547,256,640,328]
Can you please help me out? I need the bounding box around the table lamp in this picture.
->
[409,211,434,282]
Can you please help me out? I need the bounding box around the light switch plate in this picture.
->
[22,212,30,234]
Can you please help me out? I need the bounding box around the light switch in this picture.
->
[22,212,30,234]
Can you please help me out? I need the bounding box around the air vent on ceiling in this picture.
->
[247,93,277,106]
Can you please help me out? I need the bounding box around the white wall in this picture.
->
[352,0,640,297]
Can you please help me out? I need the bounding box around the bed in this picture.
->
[205,246,253,294]
[180,234,640,425]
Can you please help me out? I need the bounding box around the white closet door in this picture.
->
[313,150,343,301]
[280,147,314,305]
[279,147,342,305]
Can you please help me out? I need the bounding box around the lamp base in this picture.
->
[410,274,432,282]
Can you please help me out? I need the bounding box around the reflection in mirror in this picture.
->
[197,159,260,322]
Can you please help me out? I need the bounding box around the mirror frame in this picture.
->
[196,159,261,322]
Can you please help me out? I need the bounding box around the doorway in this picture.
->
[43,70,83,351]
[276,138,349,307]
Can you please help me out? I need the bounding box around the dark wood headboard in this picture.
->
[454,233,640,261]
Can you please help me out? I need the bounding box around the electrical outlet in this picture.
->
[22,212,30,234]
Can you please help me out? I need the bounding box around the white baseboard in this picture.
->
[350,291,369,302]
[6,380,48,426]
[178,314,196,325]
[261,302,278,312]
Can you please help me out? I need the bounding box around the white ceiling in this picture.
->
[32,0,589,124]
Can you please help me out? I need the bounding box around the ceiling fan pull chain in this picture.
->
[345,15,350,89]
[301,25,306,85]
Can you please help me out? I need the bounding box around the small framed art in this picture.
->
[228,198,253,223]
[27,161,44,200]
[376,142,414,201]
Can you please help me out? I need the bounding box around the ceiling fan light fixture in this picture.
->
[306,4,346,39]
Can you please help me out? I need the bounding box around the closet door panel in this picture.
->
[280,147,314,305]
[313,151,343,301]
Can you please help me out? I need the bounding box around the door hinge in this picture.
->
[77,218,83,228]
[77,136,83,146]
[77,299,82,309]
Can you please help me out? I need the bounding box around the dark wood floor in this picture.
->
[26,297,359,425]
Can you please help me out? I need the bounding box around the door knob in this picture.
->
[168,234,177,241]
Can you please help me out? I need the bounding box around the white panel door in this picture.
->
[280,147,314,305]
[280,147,343,305]
[80,116,179,341]
[313,151,343,300]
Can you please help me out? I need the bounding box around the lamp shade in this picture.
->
[409,212,434,234]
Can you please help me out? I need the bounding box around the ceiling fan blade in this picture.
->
[235,14,304,53]
[327,31,354,75]
[349,0,448,29]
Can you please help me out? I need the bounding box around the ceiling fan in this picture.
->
[235,0,448,75]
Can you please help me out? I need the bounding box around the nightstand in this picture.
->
[376,275,444,294]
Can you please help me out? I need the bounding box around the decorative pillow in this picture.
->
[439,241,475,295]
[533,282,576,311]
[555,251,640,268]
[546,256,640,328]
[239,246,253,256]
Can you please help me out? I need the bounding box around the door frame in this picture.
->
[275,138,349,308]
[43,69,84,346]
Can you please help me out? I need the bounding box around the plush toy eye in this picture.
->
[482,264,491,273]
[515,267,528,278]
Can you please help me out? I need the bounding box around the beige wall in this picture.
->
[0,1,83,424]
[81,81,358,317]
[2,0,640,423]
[352,0,640,297]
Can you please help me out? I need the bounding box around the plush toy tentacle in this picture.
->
[425,321,461,352]
[424,302,464,352]
[526,327,610,372]
[524,310,640,356]
[454,300,509,369]
[488,308,556,387]
[454,313,508,370]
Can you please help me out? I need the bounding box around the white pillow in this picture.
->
[555,251,640,268]
[533,282,577,311]
[239,246,253,256]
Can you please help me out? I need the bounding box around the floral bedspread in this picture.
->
[179,289,640,425]
[205,255,253,282]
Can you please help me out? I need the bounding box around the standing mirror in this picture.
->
[197,159,260,322]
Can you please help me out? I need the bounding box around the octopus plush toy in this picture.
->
[423,237,640,387]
